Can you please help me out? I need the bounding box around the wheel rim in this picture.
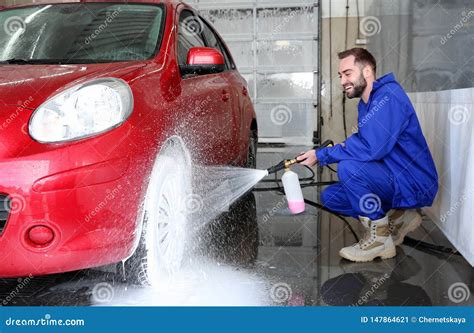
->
[155,175,187,271]
[142,142,192,283]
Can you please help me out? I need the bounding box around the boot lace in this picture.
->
[358,223,373,247]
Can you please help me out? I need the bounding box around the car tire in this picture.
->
[245,130,258,169]
[124,137,192,286]
[203,191,259,267]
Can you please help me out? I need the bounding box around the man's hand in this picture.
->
[297,149,318,167]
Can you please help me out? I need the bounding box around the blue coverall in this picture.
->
[316,73,438,220]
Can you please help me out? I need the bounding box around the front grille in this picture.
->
[0,195,10,234]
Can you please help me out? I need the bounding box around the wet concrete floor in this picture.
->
[0,146,472,306]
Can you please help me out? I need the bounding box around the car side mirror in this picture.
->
[180,47,226,76]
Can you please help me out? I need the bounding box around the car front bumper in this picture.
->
[0,122,149,277]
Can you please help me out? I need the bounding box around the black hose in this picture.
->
[403,236,461,256]
[303,198,360,242]
[254,183,359,242]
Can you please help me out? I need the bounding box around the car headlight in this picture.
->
[29,78,133,143]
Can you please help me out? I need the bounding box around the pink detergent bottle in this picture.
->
[282,168,305,214]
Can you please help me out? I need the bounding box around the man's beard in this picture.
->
[343,74,367,99]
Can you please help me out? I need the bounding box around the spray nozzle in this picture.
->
[284,159,298,170]
[266,158,299,175]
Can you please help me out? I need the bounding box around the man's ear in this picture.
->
[363,65,372,79]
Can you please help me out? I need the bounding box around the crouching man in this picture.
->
[298,48,438,262]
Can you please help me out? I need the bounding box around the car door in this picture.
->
[176,9,236,165]
[200,17,243,163]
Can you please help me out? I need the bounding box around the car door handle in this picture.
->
[222,90,231,102]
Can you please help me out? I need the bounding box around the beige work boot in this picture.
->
[339,215,396,262]
[359,215,370,229]
[388,209,422,246]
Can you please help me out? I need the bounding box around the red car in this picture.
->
[0,0,257,284]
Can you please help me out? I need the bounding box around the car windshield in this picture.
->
[0,3,165,64]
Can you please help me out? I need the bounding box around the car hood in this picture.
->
[0,62,148,109]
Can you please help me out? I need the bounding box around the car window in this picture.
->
[0,3,165,63]
[177,10,205,66]
[201,18,235,71]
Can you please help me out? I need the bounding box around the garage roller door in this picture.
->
[188,0,320,145]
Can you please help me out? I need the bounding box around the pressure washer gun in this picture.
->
[265,140,334,215]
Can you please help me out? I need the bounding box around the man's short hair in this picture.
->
[338,48,377,74]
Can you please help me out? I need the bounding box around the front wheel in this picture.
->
[124,137,192,286]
